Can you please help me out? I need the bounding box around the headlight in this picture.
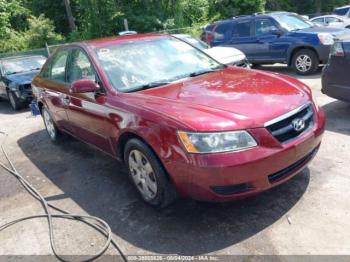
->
[177,131,257,154]
[318,33,334,45]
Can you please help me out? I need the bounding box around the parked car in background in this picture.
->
[311,15,350,29]
[33,34,325,207]
[0,55,46,110]
[334,5,350,18]
[173,34,250,67]
[203,12,349,75]
[322,40,350,102]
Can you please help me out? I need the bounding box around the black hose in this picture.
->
[0,132,127,262]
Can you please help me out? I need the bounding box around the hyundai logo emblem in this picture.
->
[292,118,305,132]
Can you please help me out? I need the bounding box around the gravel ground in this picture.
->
[0,65,349,259]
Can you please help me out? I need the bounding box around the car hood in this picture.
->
[130,67,310,131]
[204,47,246,63]
[4,71,39,85]
[296,26,350,37]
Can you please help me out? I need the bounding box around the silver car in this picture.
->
[310,15,350,29]
[173,34,250,68]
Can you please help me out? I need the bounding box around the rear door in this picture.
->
[325,17,344,28]
[211,22,233,47]
[38,49,73,132]
[65,47,113,155]
[229,19,259,60]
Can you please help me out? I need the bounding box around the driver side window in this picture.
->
[68,49,96,83]
[255,19,278,36]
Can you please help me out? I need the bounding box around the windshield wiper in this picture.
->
[31,67,41,71]
[126,81,171,92]
[189,68,218,77]
[6,71,24,75]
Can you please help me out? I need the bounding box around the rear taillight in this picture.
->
[206,32,213,46]
[330,42,345,57]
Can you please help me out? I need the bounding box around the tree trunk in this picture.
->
[315,0,322,15]
[63,0,76,31]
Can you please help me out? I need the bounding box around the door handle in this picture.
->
[59,94,70,105]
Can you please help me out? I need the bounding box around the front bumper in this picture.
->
[15,90,33,104]
[315,45,331,64]
[165,107,325,202]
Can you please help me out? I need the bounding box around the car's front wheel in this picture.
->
[42,106,63,143]
[7,91,22,110]
[124,139,177,208]
[292,49,318,75]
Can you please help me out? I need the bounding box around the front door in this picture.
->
[66,48,113,155]
[252,18,286,61]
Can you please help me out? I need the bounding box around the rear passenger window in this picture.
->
[232,21,251,37]
[213,23,232,40]
[49,50,69,83]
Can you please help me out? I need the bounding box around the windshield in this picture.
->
[2,56,46,75]
[94,37,221,92]
[273,14,314,31]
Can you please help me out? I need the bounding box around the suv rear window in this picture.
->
[334,7,350,16]
[233,21,251,37]
[213,22,232,40]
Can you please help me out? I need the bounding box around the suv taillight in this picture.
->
[330,42,345,57]
[206,32,213,46]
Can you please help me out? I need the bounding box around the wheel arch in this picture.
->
[288,46,319,66]
[116,131,173,181]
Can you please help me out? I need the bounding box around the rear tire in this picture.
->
[42,106,64,144]
[7,91,22,110]
[124,138,177,208]
[292,49,318,75]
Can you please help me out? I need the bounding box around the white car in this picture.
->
[173,34,250,68]
[310,15,350,29]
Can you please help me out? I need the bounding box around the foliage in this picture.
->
[2,0,350,53]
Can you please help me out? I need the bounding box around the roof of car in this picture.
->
[214,11,294,24]
[335,5,350,10]
[311,15,341,19]
[83,33,168,48]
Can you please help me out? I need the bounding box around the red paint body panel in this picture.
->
[32,34,325,202]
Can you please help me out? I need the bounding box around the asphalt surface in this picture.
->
[0,65,349,259]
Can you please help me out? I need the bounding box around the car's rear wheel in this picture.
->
[292,49,318,75]
[7,91,22,110]
[42,106,63,143]
[124,139,177,208]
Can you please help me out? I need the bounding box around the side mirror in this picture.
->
[70,79,98,93]
[271,29,283,36]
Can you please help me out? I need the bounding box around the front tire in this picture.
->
[292,49,318,75]
[42,106,64,143]
[7,91,22,110]
[124,139,177,208]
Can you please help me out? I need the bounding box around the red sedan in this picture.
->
[32,34,325,207]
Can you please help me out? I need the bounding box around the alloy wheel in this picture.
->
[43,109,56,140]
[295,54,312,73]
[128,149,158,201]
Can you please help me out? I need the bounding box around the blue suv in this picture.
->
[205,12,349,75]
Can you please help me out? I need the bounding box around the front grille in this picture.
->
[268,147,318,183]
[19,84,32,91]
[211,183,251,195]
[265,103,314,143]
[23,84,32,90]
